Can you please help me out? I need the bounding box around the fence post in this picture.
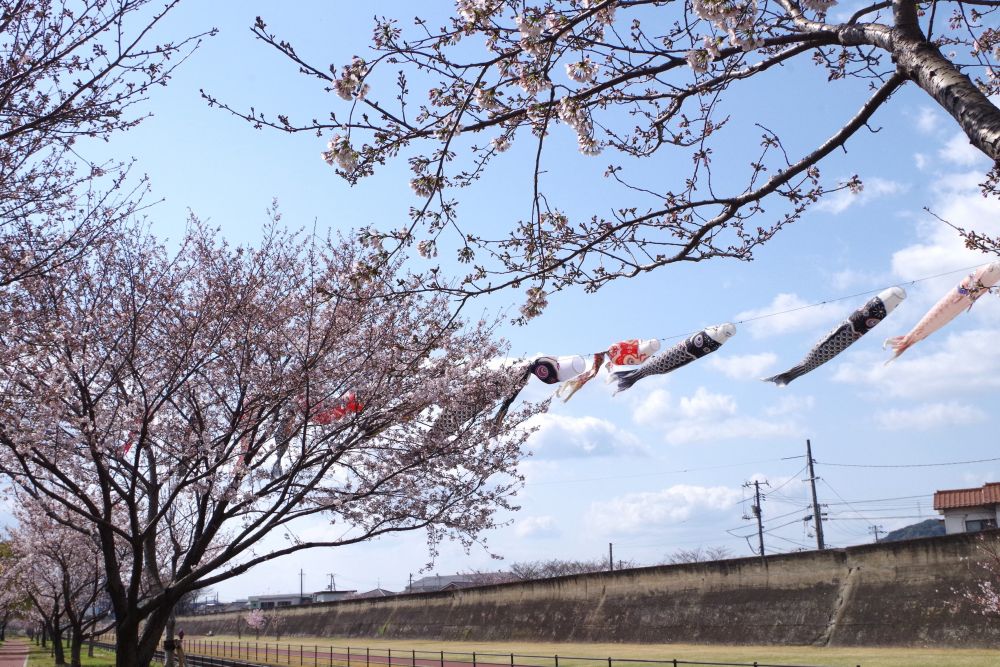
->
[473,652,477,667]
[412,649,416,667]
[608,658,612,667]
[348,646,351,667]
[554,655,558,667]
[441,650,445,667]
[367,647,371,667]
[331,645,335,667]
[510,654,514,667]
[389,648,392,666]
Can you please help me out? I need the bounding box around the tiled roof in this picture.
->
[934,482,1000,510]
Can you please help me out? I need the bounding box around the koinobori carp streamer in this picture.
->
[610,324,736,393]
[764,287,906,386]
[884,262,1000,361]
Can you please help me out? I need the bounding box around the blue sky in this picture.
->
[81,2,1000,600]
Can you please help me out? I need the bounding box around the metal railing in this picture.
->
[91,638,859,667]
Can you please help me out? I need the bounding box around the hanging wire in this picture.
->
[518,260,994,360]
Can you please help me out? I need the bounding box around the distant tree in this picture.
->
[211,1,1000,315]
[11,502,109,667]
[663,546,734,564]
[961,534,1000,617]
[509,556,637,579]
[0,0,211,291]
[245,609,267,640]
[0,223,540,667]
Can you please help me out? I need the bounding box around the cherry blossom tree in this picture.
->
[0,0,211,291]
[209,0,1000,315]
[245,608,266,640]
[10,501,109,667]
[962,533,1000,617]
[0,221,540,667]
[0,540,29,642]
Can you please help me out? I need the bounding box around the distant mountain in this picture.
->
[882,519,945,542]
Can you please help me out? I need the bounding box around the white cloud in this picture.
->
[707,352,777,380]
[514,515,558,538]
[874,402,987,431]
[527,413,646,459]
[914,153,928,170]
[891,171,1000,285]
[734,293,844,339]
[815,177,906,215]
[833,328,1000,398]
[765,394,815,417]
[938,133,987,167]
[632,387,803,445]
[915,107,941,135]
[588,484,742,535]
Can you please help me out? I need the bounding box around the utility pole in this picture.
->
[299,569,304,601]
[805,439,826,550]
[869,525,885,542]
[327,573,336,591]
[608,543,614,571]
[744,480,767,558]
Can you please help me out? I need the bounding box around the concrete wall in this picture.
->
[180,531,1000,648]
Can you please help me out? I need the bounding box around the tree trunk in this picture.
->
[895,36,1000,160]
[164,614,177,667]
[51,627,66,666]
[114,619,142,667]
[41,623,47,647]
[69,631,84,667]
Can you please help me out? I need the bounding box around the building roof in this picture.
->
[247,593,310,601]
[934,482,1000,510]
[354,588,396,599]
[407,574,474,592]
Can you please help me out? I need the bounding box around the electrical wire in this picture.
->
[518,261,994,359]
[818,456,1000,468]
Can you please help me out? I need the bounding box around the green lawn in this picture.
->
[26,641,116,666]
[175,633,1000,667]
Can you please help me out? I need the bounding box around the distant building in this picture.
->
[405,574,476,593]
[353,588,396,599]
[934,482,1000,534]
[312,590,356,603]
[247,594,311,609]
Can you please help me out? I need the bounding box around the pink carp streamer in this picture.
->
[884,261,1000,361]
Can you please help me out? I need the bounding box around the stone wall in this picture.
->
[179,531,1000,647]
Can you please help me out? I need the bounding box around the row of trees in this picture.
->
[0,2,540,667]
[4,0,1000,665]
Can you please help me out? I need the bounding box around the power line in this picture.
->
[818,456,1000,468]
[519,261,995,359]
[528,456,791,486]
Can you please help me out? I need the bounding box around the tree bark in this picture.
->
[69,632,83,667]
[51,626,66,666]
[894,36,1000,160]
[164,614,177,667]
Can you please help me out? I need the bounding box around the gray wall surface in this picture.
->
[179,531,1000,647]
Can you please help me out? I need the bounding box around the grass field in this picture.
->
[25,642,116,666]
[176,633,1000,667]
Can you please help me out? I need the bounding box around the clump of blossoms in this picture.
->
[581,0,617,24]
[333,56,370,100]
[558,97,601,155]
[321,135,358,171]
[800,0,837,12]
[456,0,489,22]
[520,286,549,320]
[565,56,598,83]
[691,0,763,51]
